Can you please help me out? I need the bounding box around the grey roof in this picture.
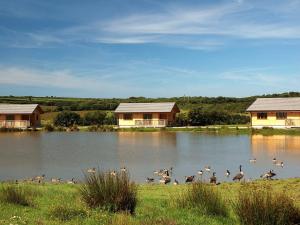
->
[0,104,41,114]
[115,102,178,113]
[247,98,300,111]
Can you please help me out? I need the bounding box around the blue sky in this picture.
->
[0,0,300,98]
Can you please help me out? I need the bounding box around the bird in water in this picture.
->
[275,161,284,168]
[233,165,244,181]
[249,158,257,163]
[210,172,217,184]
[185,175,195,183]
[272,158,277,164]
[173,179,179,185]
[146,177,155,183]
[225,170,230,177]
[261,170,276,180]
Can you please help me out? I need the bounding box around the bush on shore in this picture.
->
[0,184,36,206]
[234,184,300,225]
[80,170,137,214]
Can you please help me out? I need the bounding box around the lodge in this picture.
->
[246,97,300,128]
[114,102,180,128]
[0,104,43,129]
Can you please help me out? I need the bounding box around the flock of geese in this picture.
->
[14,158,284,185]
[145,157,284,185]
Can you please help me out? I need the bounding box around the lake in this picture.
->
[0,132,299,183]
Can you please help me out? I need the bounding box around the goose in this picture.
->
[197,170,203,176]
[159,176,171,184]
[110,170,117,176]
[225,170,230,177]
[51,178,62,183]
[205,166,211,172]
[34,174,45,183]
[87,168,96,173]
[67,178,76,184]
[146,177,155,183]
[261,170,276,180]
[185,175,195,183]
[173,179,179,185]
[210,172,217,184]
[275,161,284,168]
[272,158,277,164]
[249,158,257,163]
[233,165,244,181]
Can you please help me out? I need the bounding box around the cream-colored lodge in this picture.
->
[247,98,300,128]
[115,102,180,128]
[0,104,43,129]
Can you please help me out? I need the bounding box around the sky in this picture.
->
[0,0,300,98]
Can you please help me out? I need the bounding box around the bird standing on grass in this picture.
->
[233,165,244,181]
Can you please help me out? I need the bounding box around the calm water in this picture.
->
[0,132,299,183]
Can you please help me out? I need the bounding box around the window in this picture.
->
[159,113,167,120]
[143,113,152,120]
[257,112,267,120]
[276,112,287,120]
[21,115,29,120]
[123,113,132,120]
[6,115,14,120]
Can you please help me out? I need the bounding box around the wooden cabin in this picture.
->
[246,98,300,128]
[115,102,180,128]
[0,104,43,129]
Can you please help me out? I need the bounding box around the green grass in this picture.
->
[0,179,299,225]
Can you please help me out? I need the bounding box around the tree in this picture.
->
[54,111,81,127]
[83,111,106,125]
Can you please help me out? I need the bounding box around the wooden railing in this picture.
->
[0,120,30,129]
[285,119,300,127]
[135,119,167,127]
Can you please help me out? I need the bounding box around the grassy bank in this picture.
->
[0,179,299,225]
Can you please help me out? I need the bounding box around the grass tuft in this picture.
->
[234,184,300,225]
[177,182,228,217]
[80,169,137,214]
[0,184,36,206]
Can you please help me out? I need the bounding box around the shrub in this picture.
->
[80,170,137,214]
[234,185,300,225]
[49,205,87,221]
[83,111,106,126]
[0,184,36,206]
[54,111,81,127]
[177,182,228,217]
[44,123,55,132]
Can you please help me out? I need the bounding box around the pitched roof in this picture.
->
[0,104,42,114]
[246,98,300,111]
[115,102,178,113]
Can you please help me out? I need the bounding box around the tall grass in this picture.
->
[49,204,87,221]
[177,182,228,217]
[0,184,36,206]
[234,185,300,225]
[80,170,137,214]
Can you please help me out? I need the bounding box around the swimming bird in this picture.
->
[159,176,171,184]
[225,170,230,177]
[261,170,276,180]
[87,168,96,173]
[173,179,179,185]
[205,166,211,172]
[275,161,284,168]
[197,170,203,176]
[272,158,277,164]
[233,165,244,181]
[146,177,155,183]
[185,175,195,183]
[210,172,217,184]
[249,158,257,163]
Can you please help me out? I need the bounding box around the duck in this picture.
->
[205,166,211,172]
[197,170,203,176]
[261,170,276,180]
[146,177,155,183]
[173,179,179,185]
[249,158,257,163]
[159,176,171,184]
[210,172,217,184]
[87,168,96,173]
[233,165,244,181]
[185,175,195,183]
[225,170,230,177]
